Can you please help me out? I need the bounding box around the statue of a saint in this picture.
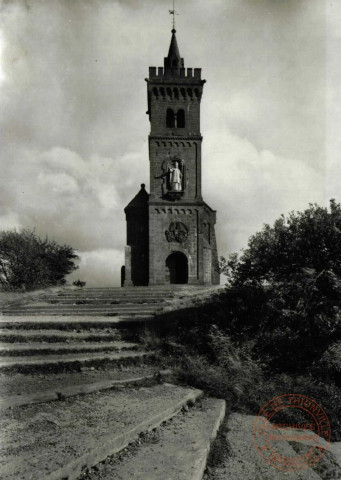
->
[168,161,182,191]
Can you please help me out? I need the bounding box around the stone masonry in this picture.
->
[124,29,219,286]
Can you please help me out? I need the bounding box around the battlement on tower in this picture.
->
[149,66,202,81]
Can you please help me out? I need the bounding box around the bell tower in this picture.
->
[147,28,203,204]
[123,26,219,286]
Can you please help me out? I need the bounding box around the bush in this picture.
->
[177,327,264,408]
[175,328,341,441]
[73,280,86,287]
[0,229,78,291]
[219,200,341,370]
[147,310,341,440]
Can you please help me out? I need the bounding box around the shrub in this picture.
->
[73,280,86,287]
[176,329,341,441]
[147,314,341,440]
[0,229,78,291]
[218,200,341,370]
[176,327,265,408]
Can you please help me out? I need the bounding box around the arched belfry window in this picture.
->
[177,109,185,128]
[166,108,175,128]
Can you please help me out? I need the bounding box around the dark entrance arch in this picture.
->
[166,252,188,284]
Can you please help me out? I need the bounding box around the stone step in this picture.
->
[83,397,226,480]
[35,298,168,304]
[0,315,154,329]
[3,302,160,310]
[2,304,160,312]
[39,297,167,304]
[0,312,157,319]
[45,291,176,297]
[0,384,203,480]
[65,286,202,291]
[0,341,139,356]
[0,367,172,410]
[36,291,184,300]
[1,308,159,316]
[0,350,154,373]
[0,329,121,343]
[46,292,200,300]
[0,365,161,398]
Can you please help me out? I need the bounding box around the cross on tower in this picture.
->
[169,0,179,30]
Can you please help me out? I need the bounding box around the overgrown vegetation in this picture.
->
[147,200,341,440]
[219,199,341,371]
[0,229,78,291]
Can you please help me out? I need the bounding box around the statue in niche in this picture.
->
[155,156,186,199]
[168,161,182,191]
[167,157,185,192]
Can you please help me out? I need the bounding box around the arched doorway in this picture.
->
[166,252,188,284]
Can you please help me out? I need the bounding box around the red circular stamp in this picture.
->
[253,394,331,471]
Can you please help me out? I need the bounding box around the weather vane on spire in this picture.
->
[169,0,179,30]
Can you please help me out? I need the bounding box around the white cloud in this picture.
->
[0,30,6,85]
[0,0,340,285]
[0,211,22,231]
[326,2,341,204]
[68,248,124,287]
[203,127,323,253]
[37,172,79,195]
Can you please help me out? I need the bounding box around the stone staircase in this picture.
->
[0,285,229,480]
[0,286,177,317]
[0,285,339,479]
[0,286,215,373]
[0,382,226,480]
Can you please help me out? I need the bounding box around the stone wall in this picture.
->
[149,139,202,202]
[123,35,220,286]
[148,204,219,285]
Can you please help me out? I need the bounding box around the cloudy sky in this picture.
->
[0,0,340,286]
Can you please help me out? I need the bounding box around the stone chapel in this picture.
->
[123,28,219,286]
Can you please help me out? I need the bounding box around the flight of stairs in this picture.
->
[0,286,178,317]
[1,285,337,479]
[0,286,228,480]
[0,285,220,372]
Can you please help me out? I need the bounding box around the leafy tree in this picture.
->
[221,200,341,371]
[0,229,78,290]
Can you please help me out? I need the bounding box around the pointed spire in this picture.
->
[168,29,181,61]
[164,29,184,70]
